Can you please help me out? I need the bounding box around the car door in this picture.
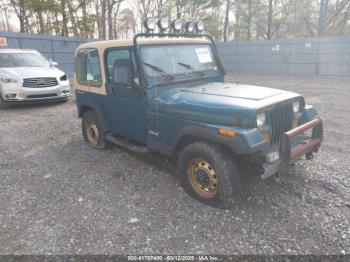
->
[104,47,147,144]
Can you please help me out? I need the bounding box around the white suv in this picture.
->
[0,49,70,108]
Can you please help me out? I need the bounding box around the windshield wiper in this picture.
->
[143,62,175,81]
[177,62,205,76]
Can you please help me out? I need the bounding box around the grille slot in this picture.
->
[23,77,58,88]
[269,104,293,145]
[27,94,57,99]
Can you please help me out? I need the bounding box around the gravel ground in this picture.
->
[0,73,349,255]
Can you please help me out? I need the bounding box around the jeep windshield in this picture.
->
[140,44,220,85]
[0,52,50,67]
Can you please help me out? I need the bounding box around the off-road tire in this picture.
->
[178,141,241,208]
[0,94,8,109]
[82,110,111,150]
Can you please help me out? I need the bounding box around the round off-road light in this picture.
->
[172,18,183,32]
[144,17,156,31]
[185,21,195,33]
[195,20,204,32]
[158,18,169,31]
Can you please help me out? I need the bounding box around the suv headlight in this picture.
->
[257,112,267,128]
[0,77,18,84]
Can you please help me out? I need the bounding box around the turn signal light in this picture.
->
[292,120,298,129]
[262,131,270,142]
[218,129,236,137]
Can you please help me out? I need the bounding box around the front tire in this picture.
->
[0,94,8,109]
[82,110,111,150]
[178,142,241,208]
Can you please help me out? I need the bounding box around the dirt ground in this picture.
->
[0,73,349,255]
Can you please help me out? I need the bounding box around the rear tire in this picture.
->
[0,94,8,109]
[178,141,241,209]
[82,110,111,150]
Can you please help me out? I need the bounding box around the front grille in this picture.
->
[23,77,58,88]
[27,94,57,99]
[269,103,293,145]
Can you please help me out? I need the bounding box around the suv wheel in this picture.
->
[0,94,8,109]
[82,111,110,150]
[178,142,241,208]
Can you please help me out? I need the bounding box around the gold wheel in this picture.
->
[187,158,218,198]
[85,119,99,145]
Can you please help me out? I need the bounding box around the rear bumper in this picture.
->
[261,118,323,179]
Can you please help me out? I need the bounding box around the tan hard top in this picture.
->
[78,37,210,50]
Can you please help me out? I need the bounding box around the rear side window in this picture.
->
[75,48,102,87]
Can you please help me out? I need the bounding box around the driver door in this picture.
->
[104,47,147,144]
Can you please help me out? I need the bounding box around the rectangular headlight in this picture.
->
[293,101,300,113]
[257,112,267,128]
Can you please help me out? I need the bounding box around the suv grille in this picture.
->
[269,103,294,145]
[23,77,58,88]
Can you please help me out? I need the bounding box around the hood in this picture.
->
[153,82,301,127]
[0,66,65,79]
[183,82,282,100]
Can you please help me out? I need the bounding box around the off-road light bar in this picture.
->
[144,17,156,32]
[195,20,204,32]
[142,17,204,33]
[158,18,169,31]
[171,18,183,32]
[185,21,195,33]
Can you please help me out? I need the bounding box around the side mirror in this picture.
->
[50,58,58,67]
[113,66,131,85]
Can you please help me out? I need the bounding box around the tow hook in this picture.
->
[306,152,314,160]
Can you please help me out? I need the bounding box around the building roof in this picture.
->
[78,37,211,50]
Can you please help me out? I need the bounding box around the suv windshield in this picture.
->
[0,52,50,67]
[140,44,220,85]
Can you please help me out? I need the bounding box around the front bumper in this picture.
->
[261,118,323,179]
[1,82,70,104]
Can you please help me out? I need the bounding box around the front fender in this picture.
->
[76,91,111,134]
[301,105,319,123]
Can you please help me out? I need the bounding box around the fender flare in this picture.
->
[170,124,249,156]
[77,98,111,134]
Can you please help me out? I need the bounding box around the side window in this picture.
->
[106,48,138,85]
[75,48,102,87]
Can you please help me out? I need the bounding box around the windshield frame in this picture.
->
[133,33,225,88]
[0,52,51,68]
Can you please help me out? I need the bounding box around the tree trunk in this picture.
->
[107,0,114,40]
[267,0,273,39]
[61,0,68,36]
[223,0,230,42]
[3,6,11,31]
[101,0,107,39]
[247,0,252,39]
[67,1,78,36]
[81,0,88,36]
[234,1,241,40]
[38,10,44,33]
[176,0,181,18]
[317,0,329,36]
[19,0,26,32]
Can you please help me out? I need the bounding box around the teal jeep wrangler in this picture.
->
[74,18,322,208]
